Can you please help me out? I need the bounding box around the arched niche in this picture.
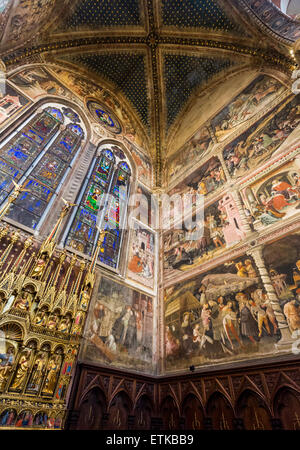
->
[206,391,235,430]
[160,396,180,430]
[133,394,153,430]
[273,387,300,430]
[181,394,204,430]
[236,390,272,430]
[107,391,132,430]
[77,386,106,430]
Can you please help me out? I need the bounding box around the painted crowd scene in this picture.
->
[81,276,154,373]
[164,251,300,371]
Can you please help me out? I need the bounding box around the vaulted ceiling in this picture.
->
[0,0,299,186]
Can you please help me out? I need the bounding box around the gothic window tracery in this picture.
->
[65,144,131,270]
[0,103,85,231]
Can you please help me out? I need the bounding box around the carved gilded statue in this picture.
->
[14,292,31,311]
[79,290,90,311]
[46,313,59,331]
[31,255,47,280]
[0,347,15,390]
[58,316,71,333]
[34,310,48,326]
[72,311,84,335]
[42,356,61,395]
[10,349,31,391]
[26,353,47,393]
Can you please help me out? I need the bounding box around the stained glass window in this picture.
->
[66,146,131,270]
[0,104,85,230]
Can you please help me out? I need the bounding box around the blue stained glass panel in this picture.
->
[98,230,120,268]
[66,147,130,268]
[11,191,48,217]
[7,204,40,229]
[24,178,53,203]
[34,155,68,189]
[0,107,83,231]
[93,155,114,188]
[68,123,84,137]
[66,207,98,255]
[45,107,64,123]
[0,159,21,180]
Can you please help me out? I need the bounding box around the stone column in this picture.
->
[230,188,255,236]
[247,245,293,349]
[218,149,231,182]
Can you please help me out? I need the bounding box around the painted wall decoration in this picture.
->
[168,126,213,183]
[0,82,30,128]
[168,156,226,198]
[127,219,155,290]
[241,156,300,231]
[51,67,147,148]
[164,255,281,372]
[211,75,285,143]
[263,233,300,334]
[9,67,70,100]
[81,276,153,372]
[3,0,59,46]
[130,146,152,186]
[163,193,246,278]
[135,183,157,228]
[246,0,300,41]
[223,95,300,178]
[87,99,122,134]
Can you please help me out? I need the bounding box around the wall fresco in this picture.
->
[163,193,247,279]
[80,275,154,373]
[164,255,282,372]
[241,156,300,231]
[211,75,286,143]
[168,126,213,184]
[0,82,30,128]
[9,67,70,100]
[127,219,155,290]
[264,233,300,334]
[168,156,226,198]
[223,95,300,178]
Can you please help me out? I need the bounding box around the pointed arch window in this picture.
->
[65,145,131,270]
[0,103,85,230]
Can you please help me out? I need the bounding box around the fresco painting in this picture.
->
[135,183,158,228]
[9,67,70,100]
[223,95,300,178]
[51,67,147,148]
[264,233,300,334]
[81,276,154,372]
[168,156,226,199]
[241,156,300,231]
[168,126,213,183]
[130,146,152,186]
[163,193,247,278]
[211,75,286,142]
[127,220,155,290]
[0,83,30,128]
[247,0,300,41]
[164,255,282,371]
